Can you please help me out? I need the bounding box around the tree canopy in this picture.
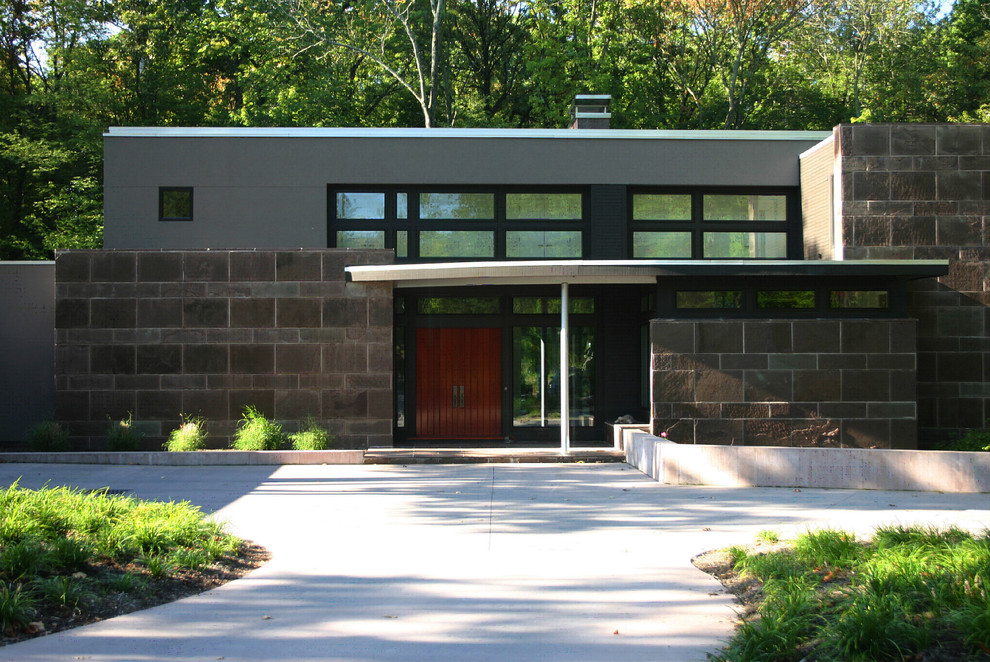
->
[0,0,985,258]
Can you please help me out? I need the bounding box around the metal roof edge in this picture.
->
[104,127,834,142]
[799,133,835,159]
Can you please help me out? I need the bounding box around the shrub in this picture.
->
[288,416,334,450]
[940,427,990,452]
[231,406,284,450]
[106,413,143,451]
[26,420,70,452]
[164,415,207,452]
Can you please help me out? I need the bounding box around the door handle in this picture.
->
[458,385,465,409]
[453,385,458,408]
[452,385,465,408]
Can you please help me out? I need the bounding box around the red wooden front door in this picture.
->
[416,328,501,438]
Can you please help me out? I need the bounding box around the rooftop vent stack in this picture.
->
[569,94,611,129]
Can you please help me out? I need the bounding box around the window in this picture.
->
[632,194,691,221]
[329,188,585,260]
[757,290,816,309]
[507,230,582,258]
[630,190,795,260]
[420,193,494,219]
[417,297,501,314]
[633,231,692,258]
[420,230,494,258]
[830,291,889,309]
[703,195,787,221]
[506,193,582,220]
[676,291,744,309]
[159,187,193,221]
[336,192,385,219]
[703,232,788,258]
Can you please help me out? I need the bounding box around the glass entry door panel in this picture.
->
[512,327,595,428]
[416,328,501,438]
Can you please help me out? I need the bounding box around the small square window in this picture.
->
[160,187,193,221]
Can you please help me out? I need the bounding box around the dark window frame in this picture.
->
[328,186,590,261]
[159,187,194,222]
[655,275,908,319]
[628,187,802,260]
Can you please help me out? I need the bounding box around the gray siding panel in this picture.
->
[104,133,823,250]
[0,262,54,443]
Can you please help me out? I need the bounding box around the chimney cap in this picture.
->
[569,94,611,129]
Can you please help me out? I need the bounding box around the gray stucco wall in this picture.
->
[103,129,828,249]
[0,262,55,443]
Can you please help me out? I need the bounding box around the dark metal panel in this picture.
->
[589,185,627,259]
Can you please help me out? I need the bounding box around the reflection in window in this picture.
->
[512,297,594,314]
[758,290,816,309]
[397,192,408,219]
[397,230,408,258]
[419,193,494,219]
[417,297,501,314]
[419,230,494,257]
[336,192,385,219]
[513,326,595,427]
[160,187,193,221]
[506,231,582,258]
[395,330,405,428]
[676,291,743,309]
[633,231,692,258]
[336,230,385,249]
[703,232,787,258]
[703,194,787,221]
[632,194,691,220]
[830,291,889,309]
[506,193,582,220]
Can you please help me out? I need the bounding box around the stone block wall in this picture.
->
[651,318,917,448]
[55,249,393,449]
[835,124,990,443]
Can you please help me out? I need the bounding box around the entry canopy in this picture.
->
[345,259,949,288]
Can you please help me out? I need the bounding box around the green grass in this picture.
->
[0,481,243,637]
[231,406,284,451]
[711,525,990,661]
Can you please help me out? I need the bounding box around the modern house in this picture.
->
[47,99,990,450]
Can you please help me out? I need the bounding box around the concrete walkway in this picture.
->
[2,463,989,662]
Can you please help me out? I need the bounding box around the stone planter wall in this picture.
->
[651,318,917,448]
[835,124,990,443]
[55,249,393,450]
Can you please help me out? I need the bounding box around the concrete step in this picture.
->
[362,447,625,464]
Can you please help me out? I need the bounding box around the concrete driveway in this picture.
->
[2,463,989,662]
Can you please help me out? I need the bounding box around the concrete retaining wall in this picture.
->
[623,430,990,493]
[0,450,364,465]
[0,262,55,443]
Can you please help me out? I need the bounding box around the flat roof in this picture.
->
[105,127,833,142]
[346,259,949,288]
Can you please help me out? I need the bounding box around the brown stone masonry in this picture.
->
[55,249,394,450]
[836,124,990,443]
[651,318,916,448]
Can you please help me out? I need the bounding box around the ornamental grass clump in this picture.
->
[231,406,284,450]
[0,481,247,640]
[25,420,70,452]
[288,416,334,450]
[709,525,990,662]
[106,413,143,451]
[164,415,208,452]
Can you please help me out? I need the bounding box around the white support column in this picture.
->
[560,282,570,454]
